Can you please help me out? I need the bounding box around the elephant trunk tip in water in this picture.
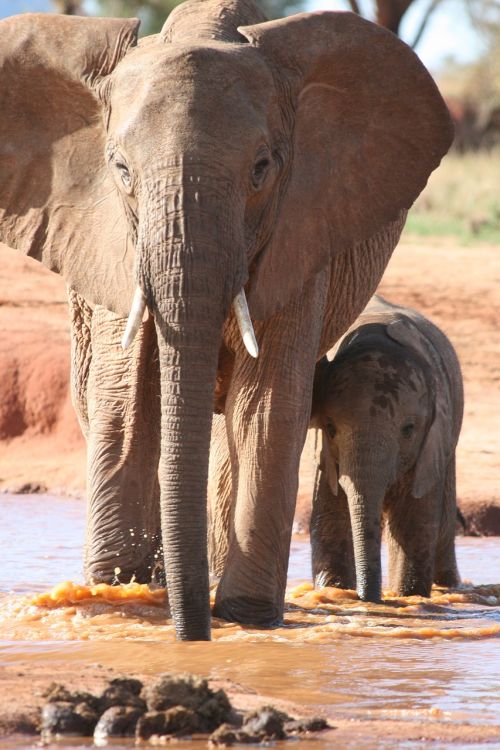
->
[122,286,259,358]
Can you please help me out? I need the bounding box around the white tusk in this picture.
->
[233,288,259,358]
[121,286,147,350]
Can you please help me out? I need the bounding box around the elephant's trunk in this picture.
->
[339,441,395,603]
[137,175,246,640]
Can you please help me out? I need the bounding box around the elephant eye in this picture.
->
[401,421,415,439]
[251,156,271,189]
[325,422,336,439]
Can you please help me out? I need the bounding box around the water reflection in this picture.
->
[0,495,85,594]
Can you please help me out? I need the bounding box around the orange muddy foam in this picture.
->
[0,579,491,643]
[31,580,167,608]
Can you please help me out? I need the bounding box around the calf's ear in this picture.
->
[387,318,453,499]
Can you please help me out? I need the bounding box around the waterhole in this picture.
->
[0,494,499,749]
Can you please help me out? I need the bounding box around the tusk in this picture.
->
[121,286,147,350]
[233,288,259,358]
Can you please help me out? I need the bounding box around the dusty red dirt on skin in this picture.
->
[1,238,499,532]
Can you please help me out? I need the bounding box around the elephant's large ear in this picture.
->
[386,318,453,499]
[239,12,454,320]
[0,13,139,315]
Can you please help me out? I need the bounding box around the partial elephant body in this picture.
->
[0,0,453,638]
[208,213,405,592]
[311,295,463,600]
[68,290,163,585]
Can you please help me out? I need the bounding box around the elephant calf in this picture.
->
[310,295,462,601]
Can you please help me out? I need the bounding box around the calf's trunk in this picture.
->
[339,444,394,603]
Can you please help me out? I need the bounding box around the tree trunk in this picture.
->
[375,0,414,36]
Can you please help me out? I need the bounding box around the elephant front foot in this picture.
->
[433,568,460,588]
[314,569,356,591]
[213,592,284,628]
[393,572,432,599]
[85,554,164,587]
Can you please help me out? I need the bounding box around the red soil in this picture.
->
[0,245,85,495]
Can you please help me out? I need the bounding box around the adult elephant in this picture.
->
[0,0,453,640]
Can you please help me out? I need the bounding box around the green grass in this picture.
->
[403,149,500,245]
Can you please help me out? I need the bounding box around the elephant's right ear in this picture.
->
[239,12,453,321]
[0,13,139,315]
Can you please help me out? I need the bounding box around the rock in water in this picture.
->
[242,707,287,740]
[285,717,330,733]
[41,701,97,737]
[99,685,146,712]
[93,706,144,743]
[210,708,288,746]
[108,676,143,696]
[135,711,169,740]
[42,682,100,712]
[144,673,213,711]
[209,723,243,746]
[144,673,232,730]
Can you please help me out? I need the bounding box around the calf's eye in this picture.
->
[401,421,415,439]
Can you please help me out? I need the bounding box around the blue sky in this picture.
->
[1,0,485,73]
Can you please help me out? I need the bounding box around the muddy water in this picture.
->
[0,494,499,748]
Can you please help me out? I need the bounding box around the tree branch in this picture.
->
[347,0,361,14]
[410,0,445,48]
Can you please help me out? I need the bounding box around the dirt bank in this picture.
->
[0,245,85,495]
[1,238,499,532]
[1,661,499,746]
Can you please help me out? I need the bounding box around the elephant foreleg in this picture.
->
[85,306,162,585]
[386,482,442,597]
[310,451,355,589]
[434,456,460,588]
[214,272,328,625]
[208,413,234,580]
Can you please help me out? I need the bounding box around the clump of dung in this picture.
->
[39,673,331,745]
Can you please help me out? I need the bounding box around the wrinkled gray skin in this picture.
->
[68,292,164,586]
[0,0,453,639]
[310,296,462,601]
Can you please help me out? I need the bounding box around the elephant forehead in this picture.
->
[329,351,428,404]
[109,42,276,141]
